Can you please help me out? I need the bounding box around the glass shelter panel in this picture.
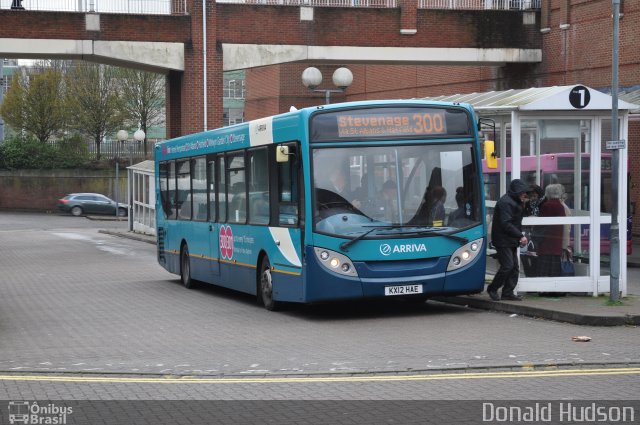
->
[520,224,592,280]
[599,118,626,276]
[482,120,511,202]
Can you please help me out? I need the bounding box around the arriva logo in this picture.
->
[379,243,427,256]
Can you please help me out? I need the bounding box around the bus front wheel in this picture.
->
[180,244,194,289]
[259,256,280,311]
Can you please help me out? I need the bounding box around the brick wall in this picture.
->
[0,11,191,42]
[538,0,640,87]
[0,170,127,212]
[0,2,538,136]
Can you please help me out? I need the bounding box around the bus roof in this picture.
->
[155,99,475,159]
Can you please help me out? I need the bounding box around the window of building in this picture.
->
[223,79,245,99]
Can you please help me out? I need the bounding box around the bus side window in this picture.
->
[167,160,177,219]
[192,157,207,221]
[277,143,299,226]
[227,152,246,224]
[248,147,270,225]
[207,157,217,222]
[176,160,192,220]
[217,155,226,222]
[159,162,171,219]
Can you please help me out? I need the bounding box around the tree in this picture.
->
[117,68,165,157]
[0,69,68,143]
[67,63,125,160]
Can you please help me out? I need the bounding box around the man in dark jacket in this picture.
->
[487,179,530,301]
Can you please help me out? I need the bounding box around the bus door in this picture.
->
[208,155,221,276]
[274,142,303,273]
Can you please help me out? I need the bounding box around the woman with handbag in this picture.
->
[536,184,567,278]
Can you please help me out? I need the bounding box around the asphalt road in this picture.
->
[0,212,638,423]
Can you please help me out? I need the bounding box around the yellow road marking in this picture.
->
[0,367,638,385]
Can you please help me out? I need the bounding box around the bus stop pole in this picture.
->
[610,0,620,302]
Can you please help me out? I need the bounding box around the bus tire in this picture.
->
[180,243,194,289]
[258,256,280,311]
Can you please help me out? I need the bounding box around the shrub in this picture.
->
[0,135,89,169]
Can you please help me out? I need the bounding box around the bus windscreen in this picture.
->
[310,107,472,142]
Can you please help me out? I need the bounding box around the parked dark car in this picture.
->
[57,193,128,217]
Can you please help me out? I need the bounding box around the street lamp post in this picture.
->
[302,67,353,104]
[116,129,128,218]
[129,129,146,225]
[133,129,145,165]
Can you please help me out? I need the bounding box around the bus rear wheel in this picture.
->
[259,256,280,311]
[180,244,194,289]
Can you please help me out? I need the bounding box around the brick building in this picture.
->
[244,0,640,234]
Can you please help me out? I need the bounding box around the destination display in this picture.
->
[310,107,472,142]
[337,111,447,138]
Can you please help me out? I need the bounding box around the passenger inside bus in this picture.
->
[372,180,398,222]
[447,187,468,227]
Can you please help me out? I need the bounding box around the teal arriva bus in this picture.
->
[155,100,487,310]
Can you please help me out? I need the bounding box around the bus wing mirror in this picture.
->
[484,140,498,169]
[276,145,290,163]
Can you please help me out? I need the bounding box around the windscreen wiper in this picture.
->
[394,229,468,244]
[339,225,467,251]
[339,226,396,251]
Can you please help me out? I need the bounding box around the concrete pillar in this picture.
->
[166,0,223,138]
[399,0,419,35]
[166,71,183,139]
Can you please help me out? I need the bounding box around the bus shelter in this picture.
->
[423,85,637,296]
[127,160,156,236]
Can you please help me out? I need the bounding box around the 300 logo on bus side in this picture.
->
[220,225,234,259]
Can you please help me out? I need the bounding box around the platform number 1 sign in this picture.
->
[569,85,591,109]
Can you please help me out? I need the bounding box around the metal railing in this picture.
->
[44,139,158,162]
[216,0,397,7]
[215,0,540,8]
[1,0,540,12]
[419,0,540,9]
[1,0,188,15]
[89,139,158,161]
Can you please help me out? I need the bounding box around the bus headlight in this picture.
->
[314,247,358,277]
[447,238,484,271]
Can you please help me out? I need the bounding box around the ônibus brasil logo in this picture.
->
[380,243,427,256]
[219,225,234,259]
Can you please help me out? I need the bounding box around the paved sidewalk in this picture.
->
[100,229,640,326]
[445,241,640,326]
[436,292,640,326]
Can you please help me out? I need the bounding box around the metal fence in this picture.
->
[45,139,158,162]
[418,0,540,9]
[1,0,188,15]
[216,0,397,7]
[215,0,539,8]
[88,139,158,161]
[2,0,540,12]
